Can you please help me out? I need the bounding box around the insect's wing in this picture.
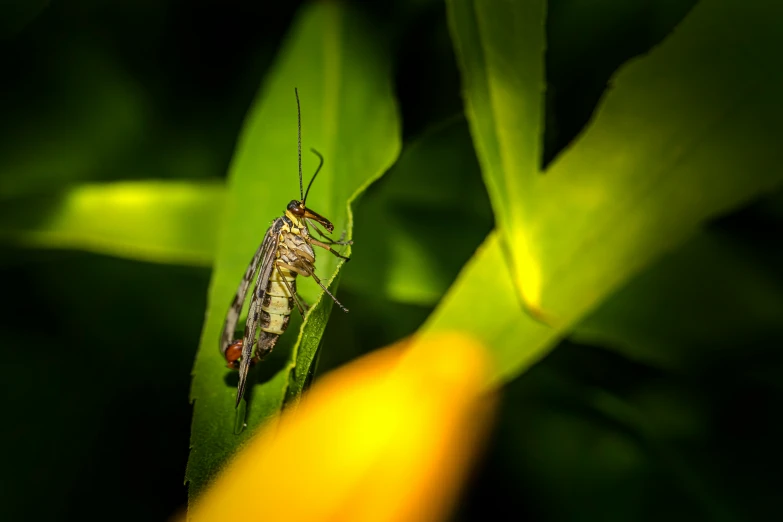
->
[219,226,275,357]
[235,222,281,406]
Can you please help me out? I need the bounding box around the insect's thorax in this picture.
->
[257,211,316,337]
[284,209,306,230]
[279,211,316,264]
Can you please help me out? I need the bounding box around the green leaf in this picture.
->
[427,0,783,385]
[445,0,546,313]
[418,231,556,385]
[0,180,223,266]
[185,2,400,500]
[0,44,154,198]
[543,0,698,162]
[533,0,783,324]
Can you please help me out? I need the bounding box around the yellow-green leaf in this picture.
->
[445,0,546,313]
[0,180,223,266]
[414,231,555,385]
[532,0,783,325]
[431,0,783,385]
[186,2,400,500]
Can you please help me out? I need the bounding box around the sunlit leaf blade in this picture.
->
[445,0,546,311]
[430,0,783,385]
[414,231,556,386]
[0,180,222,266]
[532,0,783,324]
[449,0,783,322]
[186,1,400,500]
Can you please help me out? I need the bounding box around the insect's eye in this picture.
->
[287,200,305,216]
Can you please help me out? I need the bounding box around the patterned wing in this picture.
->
[219,224,278,358]
[233,219,284,406]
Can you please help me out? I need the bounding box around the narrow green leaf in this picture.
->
[186,2,400,500]
[449,0,783,324]
[419,231,557,386]
[531,0,783,325]
[445,0,546,312]
[430,0,783,385]
[0,180,223,266]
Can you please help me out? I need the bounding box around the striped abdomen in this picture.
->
[260,265,296,335]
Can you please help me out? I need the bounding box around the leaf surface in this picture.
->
[186,2,400,500]
[0,180,222,266]
[428,0,783,385]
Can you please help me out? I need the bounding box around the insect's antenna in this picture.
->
[303,148,324,206]
[295,87,303,201]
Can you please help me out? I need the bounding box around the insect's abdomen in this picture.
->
[260,266,295,335]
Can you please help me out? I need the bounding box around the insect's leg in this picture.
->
[309,238,351,261]
[275,262,309,317]
[333,229,350,244]
[278,260,349,313]
[318,229,352,246]
[306,218,352,246]
[309,270,349,312]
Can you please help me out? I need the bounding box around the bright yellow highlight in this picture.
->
[186,332,495,522]
[511,227,543,315]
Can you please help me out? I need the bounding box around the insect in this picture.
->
[220,88,351,407]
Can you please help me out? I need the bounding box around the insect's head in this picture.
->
[286,199,334,233]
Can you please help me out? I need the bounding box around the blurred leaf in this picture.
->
[314,288,436,379]
[0,250,209,522]
[0,180,223,266]
[0,44,153,197]
[186,2,400,500]
[343,117,492,306]
[392,2,465,140]
[0,0,49,38]
[468,335,783,522]
[543,0,698,163]
[425,0,783,385]
[445,0,546,314]
[1,27,227,200]
[416,232,555,385]
[573,227,783,371]
[531,0,783,324]
[486,359,724,522]
[450,0,783,323]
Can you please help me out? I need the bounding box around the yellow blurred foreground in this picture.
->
[185,332,495,522]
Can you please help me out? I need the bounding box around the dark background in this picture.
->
[2,1,781,521]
